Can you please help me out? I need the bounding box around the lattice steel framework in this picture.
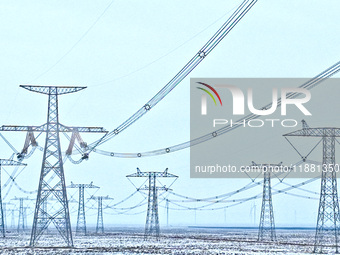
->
[0,160,26,237]
[68,182,99,235]
[90,196,113,234]
[2,203,7,232]
[284,121,340,253]
[18,199,24,232]
[10,209,15,229]
[166,199,169,227]
[12,197,31,233]
[97,197,103,234]
[23,207,28,231]
[252,162,280,242]
[0,85,107,247]
[127,168,177,240]
[2,202,14,232]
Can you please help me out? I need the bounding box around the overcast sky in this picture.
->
[0,0,340,228]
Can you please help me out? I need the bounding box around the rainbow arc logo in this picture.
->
[196,82,222,106]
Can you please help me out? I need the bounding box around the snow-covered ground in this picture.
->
[0,227,334,254]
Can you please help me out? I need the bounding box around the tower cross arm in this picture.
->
[0,125,46,132]
[138,186,172,191]
[89,196,113,201]
[0,159,27,166]
[67,181,100,189]
[155,171,178,178]
[0,124,107,133]
[59,124,108,133]
[11,196,34,201]
[126,168,178,178]
[283,128,340,137]
[20,85,86,95]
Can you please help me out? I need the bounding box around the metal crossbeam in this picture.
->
[68,182,99,189]
[127,168,177,178]
[0,160,27,166]
[0,124,106,133]
[284,128,340,137]
[20,85,86,95]
[138,186,170,191]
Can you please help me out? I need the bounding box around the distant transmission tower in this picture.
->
[252,162,280,242]
[0,159,26,237]
[68,181,99,235]
[23,207,28,230]
[127,168,177,240]
[17,205,23,233]
[284,120,340,253]
[11,197,31,233]
[166,199,169,227]
[2,203,7,232]
[90,196,113,234]
[3,202,15,232]
[0,85,107,246]
[10,209,15,229]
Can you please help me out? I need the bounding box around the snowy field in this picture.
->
[0,227,335,254]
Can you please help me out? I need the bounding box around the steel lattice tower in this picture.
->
[284,121,340,253]
[0,85,107,246]
[127,168,177,240]
[90,196,113,234]
[12,197,32,233]
[97,197,103,234]
[2,202,14,232]
[18,199,24,232]
[2,203,6,232]
[18,199,25,232]
[0,160,26,237]
[23,207,28,231]
[10,210,15,229]
[67,182,99,235]
[166,199,169,227]
[252,162,280,242]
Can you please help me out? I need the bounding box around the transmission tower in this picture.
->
[284,120,340,253]
[166,199,169,227]
[67,181,99,235]
[0,160,26,237]
[127,168,177,240]
[0,85,107,247]
[11,197,32,233]
[2,203,7,232]
[90,196,113,234]
[10,209,15,229]
[3,202,15,232]
[252,162,280,242]
[23,207,29,231]
[18,202,24,233]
